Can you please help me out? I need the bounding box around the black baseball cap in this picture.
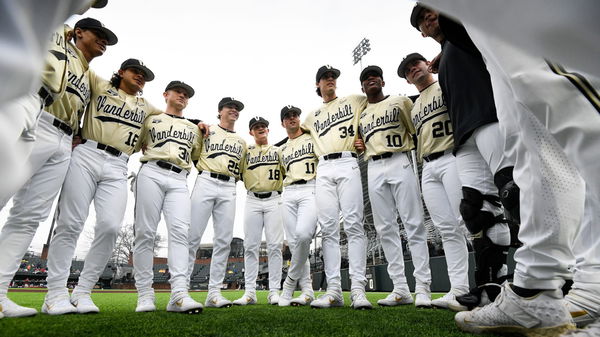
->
[249,116,269,130]
[165,81,194,98]
[74,18,118,45]
[218,97,244,111]
[315,65,341,82]
[92,0,108,8]
[360,65,383,82]
[410,3,428,31]
[397,53,427,78]
[120,58,154,81]
[280,105,301,121]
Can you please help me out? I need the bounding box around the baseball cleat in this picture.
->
[310,292,344,309]
[71,294,99,314]
[565,289,600,328]
[415,291,432,308]
[377,290,414,307]
[267,291,280,305]
[0,297,37,317]
[135,294,156,312]
[233,293,257,306]
[561,319,600,337]
[350,290,373,310]
[291,292,314,306]
[41,295,77,315]
[167,294,203,314]
[432,291,468,311]
[454,283,575,336]
[205,293,232,308]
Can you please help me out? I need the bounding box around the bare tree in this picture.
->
[111,223,164,266]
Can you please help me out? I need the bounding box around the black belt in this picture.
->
[322,152,357,161]
[201,171,232,182]
[156,160,183,174]
[371,152,393,161]
[253,191,282,199]
[290,179,307,185]
[38,87,54,107]
[423,151,446,162]
[51,118,73,136]
[96,142,122,157]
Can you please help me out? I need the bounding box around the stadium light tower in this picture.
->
[352,37,371,69]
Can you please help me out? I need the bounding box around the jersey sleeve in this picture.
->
[400,96,416,135]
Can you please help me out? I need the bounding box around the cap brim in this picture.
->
[167,83,195,98]
[281,108,301,121]
[360,67,383,82]
[229,100,244,111]
[92,0,108,8]
[410,4,425,30]
[317,68,340,82]
[249,120,269,130]
[397,55,426,78]
[96,27,118,45]
[125,65,155,81]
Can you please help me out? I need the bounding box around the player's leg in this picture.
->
[292,185,317,304]
[187,175,216,282]
[132,165,164,312]
[263,195,284,304]
[234,196,262,305]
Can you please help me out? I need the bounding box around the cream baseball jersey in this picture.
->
[194,125,246,179]
[242,144,283,192]
[81,70,162,155]
[358,95,415,160]
[47,38,90,131]
[279,133,318,187]
[138,113,201,171]
[410,82,454,160]
[41,25,71,103]
[301,95,367,156]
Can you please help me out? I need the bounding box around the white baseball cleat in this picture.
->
[310,292,344,309]
[232,293,257,306]
[166,293,203,314]
[562,319,600,337]
[291,292,314,306]
[71,294,99,314]
[205,292,232,308]
[415,291,432,308]
[267,291,280,305]
[278,286,294,307]
[377,290,414,307]
[565,289,600,328]
[432,291,468,311]
[454,283,576,336]
[135,294,156,312]
[0,297,37,317]
[41,295,77,315]
[350,290,373,310]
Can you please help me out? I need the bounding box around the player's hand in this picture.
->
[72,135,82,150]
[428,52,442,74]
[198,122,210,138]
[354,139,366,153]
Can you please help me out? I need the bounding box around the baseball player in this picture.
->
[277,105,318,307]
[398,54,471,310]
[233,116,284,306]
[412,4,518,307]
[354,65,432,308]
[301,65,371,310]
[186,97,247,308]
[132,81,203,314]
[43,59,161,315]
[0,17,116,318]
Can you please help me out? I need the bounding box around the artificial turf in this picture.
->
[0,290,499,337]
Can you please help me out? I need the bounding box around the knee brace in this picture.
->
[494,167,520,225]
[472,235,509,287]
[459,187,501,234]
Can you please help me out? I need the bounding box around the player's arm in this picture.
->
[190,131,203,168]
[134,120,149,153]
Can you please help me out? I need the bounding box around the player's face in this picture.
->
[418,9,442,40]
[250,123,269,143]
[164,88,189,110]
[282,112,300,133]
[75,28,108,59]
[405,60,429,84]
[219,104,240,123]
[119,68,146,94]
[317,72,337,97]
[361,74,384,95]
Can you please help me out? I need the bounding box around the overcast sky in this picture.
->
[0,0,442,258]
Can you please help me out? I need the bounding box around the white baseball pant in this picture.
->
[133,161,191,296]
[572,185,600,292]
[242,192,284,292]
[0,111,72,296]
[281,181,318,291]
[367,151,431,293]
[316,154,367,293]
[187,173,236,292]
[46,140,129,295]
[421,152,470,294]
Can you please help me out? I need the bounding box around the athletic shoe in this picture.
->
[278,286,294,307]
[310,292,344,308]
[166,293,203,314]
[565,289,600,328]
[455,283,576,336]
[71,293,99,314]
[135,294,156,312]
[267,291,280,305]
[0,297,37,317]
[290,292,314,306]
[41,295,77,315]
[377,290,414,307]
[232,293,257,306]
[350,290,373,310]
[415,291,432,308]
[561,319,600,337]
[205,292,232,308]
[433,291,468,312]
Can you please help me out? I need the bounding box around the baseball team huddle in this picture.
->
[1,1,600,336]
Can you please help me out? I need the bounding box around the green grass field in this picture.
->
[0,290,500,337]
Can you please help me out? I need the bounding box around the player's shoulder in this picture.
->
[341,94,368,105]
